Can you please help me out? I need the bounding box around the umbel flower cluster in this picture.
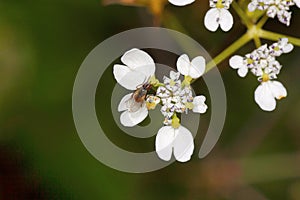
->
[248,0,300,26]
[229,38,293,111]
[114,48,207,162]
[108,0,299,162]
[166,0,298,112]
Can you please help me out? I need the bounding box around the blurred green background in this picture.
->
[1,0,300,199]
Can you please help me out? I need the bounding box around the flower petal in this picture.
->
[268,81,287,100]
[190,56,206,78]
[155,126,175,161]
[219,9,233,32]
[120,104,148,127]
[173,126,194,162]
[193,95,208,113]
[113,64,146,90]
[248,2,256,12]
[294,0,300,8]
[118,93,133,112]
[282,43,293,54]
[254,82,276,111]
[168,0,195,6]
[204,8,220,32]
[177,54,190,76]
[170,71,180,80]
[121,48,155,77]
[229,55,244,69]
[237,65,248,77]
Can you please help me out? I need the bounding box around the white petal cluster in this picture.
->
[155,55,208,162]
[248,0,300,26]
[156,72,192,124]
[204,0,234,32]
[113,48,155,127]
[114,50,208,163]
[157,54,207,125]
[229,38,293,111]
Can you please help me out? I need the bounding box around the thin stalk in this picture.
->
[253,36,261,48]
[231,1,252,29]
[206,32,252,72]
[256,14,269,29]
[258,29,300,47]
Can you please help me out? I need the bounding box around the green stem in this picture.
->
[253,36,261,48]
[206,32,252,72]
[231,1,252,29]
[256,14,269,29]
[259,29,300,47]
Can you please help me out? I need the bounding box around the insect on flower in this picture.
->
[126,82,152,112]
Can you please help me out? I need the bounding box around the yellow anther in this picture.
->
[146,102,156,110]
[277,95,286,100]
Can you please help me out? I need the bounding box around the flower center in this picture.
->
[247,58,254,64]
[216,0,224,8]
[262,73,270,82]
[170,79,176,87]
[274,46,280,51]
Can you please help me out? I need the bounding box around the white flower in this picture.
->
[204,0,234,32]
[157,86,171,98]
[146,95,160,110]
[192,95,208,113]
[278,10,291,26]
[160,96,185,120]
[118,93,149,127]
[269,38,294,57]
[176,54,206,78]
[163,71,181,95]
[113,48,155,90]
[204,8,233,32]
[248,0,297,26]
[229,55,249,77]
[248,0,270,11]
[155,125,194,162]
[255,80,287,111]
[230,39,292,111]
[113,48,156,127]
[160,97,176,118]
[180,86,193,103]
[168,0,195,6]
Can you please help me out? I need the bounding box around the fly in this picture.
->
[126,82,152,112]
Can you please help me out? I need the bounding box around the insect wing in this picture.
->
[125,97,143,112]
